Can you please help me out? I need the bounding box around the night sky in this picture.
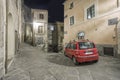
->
[24,0,65,22]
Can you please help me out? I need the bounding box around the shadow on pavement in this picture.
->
[46,53,97,67]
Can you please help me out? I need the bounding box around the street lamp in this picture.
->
[78,31,85,40]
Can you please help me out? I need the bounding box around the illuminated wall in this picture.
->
[64,0,120,56]
[31,9,48,51]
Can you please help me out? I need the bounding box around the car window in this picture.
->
[70,44,73,49]
[66,43,71,49]
[73,44,76,49]
[70,43,76,50]
[79,42,95,49]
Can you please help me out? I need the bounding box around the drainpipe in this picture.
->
[5,0,8,74]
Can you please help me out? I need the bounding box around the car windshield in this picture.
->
[79,42,95,49]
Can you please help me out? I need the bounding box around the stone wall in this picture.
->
[0,0,5,78]
[0,0,22,78]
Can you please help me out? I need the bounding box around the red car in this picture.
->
[64,40,99,65]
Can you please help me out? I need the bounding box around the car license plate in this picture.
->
[85,52,93,54]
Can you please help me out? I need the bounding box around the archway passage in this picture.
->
[7,13,15,67]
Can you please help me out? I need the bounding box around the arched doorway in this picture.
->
[6,13,15,69]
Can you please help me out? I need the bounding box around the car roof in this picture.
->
[70,39,94,44]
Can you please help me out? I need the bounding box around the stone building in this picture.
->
[0,0,23,79]
[32,9,48,51]
[48,22,64,52]
[64,0,120,58]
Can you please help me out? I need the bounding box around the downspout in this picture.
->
[5,0,8,74]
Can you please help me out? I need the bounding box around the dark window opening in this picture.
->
[39,14,44,19]
[70,16,74,25]
[87,5,95,19]
[70,2,74,9]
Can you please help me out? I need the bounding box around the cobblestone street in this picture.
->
[4,43,120,80]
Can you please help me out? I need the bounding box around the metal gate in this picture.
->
[104,47,114,56]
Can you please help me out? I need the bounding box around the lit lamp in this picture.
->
[33,22,37,27]
[78,32,85,40]
[33,22,40,28]
[50,25,54,31]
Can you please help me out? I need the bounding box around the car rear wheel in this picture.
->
[72,56,79,65]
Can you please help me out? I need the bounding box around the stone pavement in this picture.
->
[4,43,120,80]
[4,64,30,80]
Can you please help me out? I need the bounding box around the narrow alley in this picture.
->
[4,43,120,80]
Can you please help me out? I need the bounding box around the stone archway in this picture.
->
[6,13,15,67]
[117,21,120,58]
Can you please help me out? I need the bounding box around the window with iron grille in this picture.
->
[87,5,95,19]
[70,16,74,25]
[39,14,44,19]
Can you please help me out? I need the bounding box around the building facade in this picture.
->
[0,0,23,78]
[48,22,64,52]
[64,0,120,57]
[32,9,48,51]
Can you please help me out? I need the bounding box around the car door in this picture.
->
[65,43,71,57]
[70,43,77,58]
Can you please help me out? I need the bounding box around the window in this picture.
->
[38,26,44,33]
[39,14,44,19]
[79,42,95,49]
[70,2,73,9]
[61,26,64,32]
[87,5,95,19]
[32,13,34,18]
[66,43,71,48]
[70,44,73,49]
[70,44,76,49]
[73,44,77,49]
[70,16,74,25]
